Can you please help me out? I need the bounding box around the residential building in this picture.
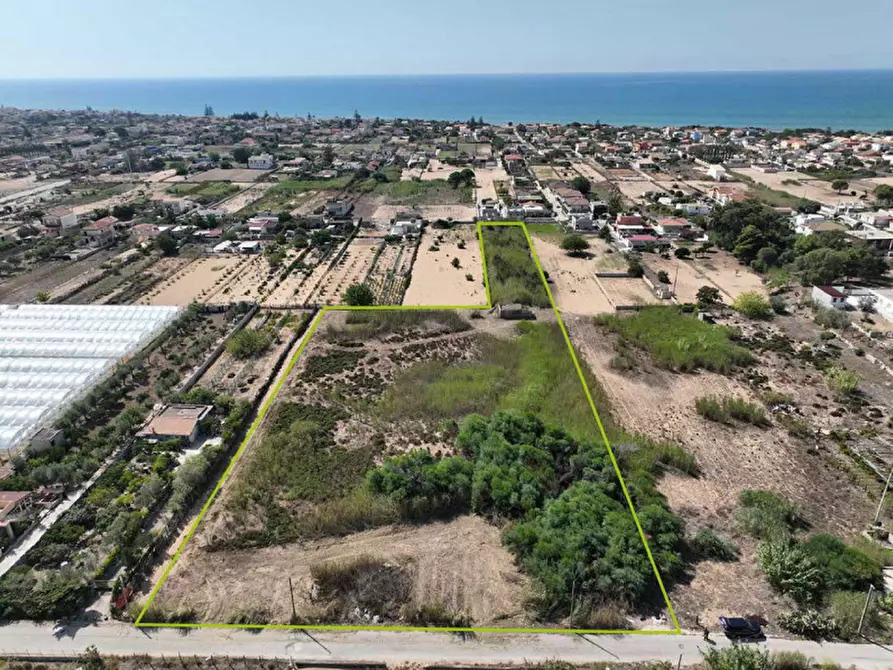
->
[138,404,213,443]
[238,240,262,253]
[0,491,34,539]
[390,219,422,236]
[83,216,118,246]
[812,285,848,310]
[653,217,691,238]
[707,166,728,181]
[325,198,352,218]
[248,153,274,170]
[247,216,279,237]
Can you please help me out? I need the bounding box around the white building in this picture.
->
[707,166,728,181]
[390,219,422,236]
[812,285,848,310]
[248,153,275,170]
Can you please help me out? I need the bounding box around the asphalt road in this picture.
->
[3,621,893,668]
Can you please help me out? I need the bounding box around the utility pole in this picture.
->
[288,576,297,623]
[858,584,876,637]
[873,465,893,526]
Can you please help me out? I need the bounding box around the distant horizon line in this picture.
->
[1,67,892,81]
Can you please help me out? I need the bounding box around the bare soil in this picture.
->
[403,227,486,307]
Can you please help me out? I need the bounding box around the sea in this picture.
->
[1,70,892,132]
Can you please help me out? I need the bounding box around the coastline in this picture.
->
[1,70,892,131]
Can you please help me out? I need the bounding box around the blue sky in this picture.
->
[2,0,891,78]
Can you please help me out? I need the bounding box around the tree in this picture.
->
[155,233,179,257]
[203,104,215,117]
[709,200,793,258]
[570,176,591,195]
[228,328,275,359]
[311,229,332,247]
[343,283,375,306]
[696,285,722,308]
[732,224,767,266]
[451,257,460,268]
[560,234,590,256]
[832,179,849,194]
[232,147,252,164]
[657,270,670,284]
[674,247,691,260]
[875,184,893,205]
[111,203,135,221]
[733,291,773,319]
[607,188,623,217]
[626,255,644,277]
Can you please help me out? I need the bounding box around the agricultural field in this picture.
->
[138,256,251,306]
[732,167,879,206]
[403,226,485,307]
[365,238,416,305]
[573,305,893,628]
[184,168,270,183]
[165,182,241,201]
[310,235,383,306]
[240,178,351,215]
[0,245,125,304]
[143,228,683,631]
[196,311,303,403]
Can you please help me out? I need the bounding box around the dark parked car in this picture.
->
[719,617,764,641]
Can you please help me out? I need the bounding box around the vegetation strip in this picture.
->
[135,222,681,635]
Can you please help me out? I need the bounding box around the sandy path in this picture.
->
[403,227,486,307]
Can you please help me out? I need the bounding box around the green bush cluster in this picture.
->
[227,327,275,359]
[695,395,769,427]
[481,226,550,307]
[596,307,753,373]
[368,412,685,615]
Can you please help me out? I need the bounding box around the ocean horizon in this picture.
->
[1,70,892,131]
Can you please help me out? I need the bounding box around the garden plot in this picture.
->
[196,312,297,403]
[366,240,416,305]
[139,256,248,306]
[308,236,383,306]
[263,250,324,307]
[403,226,485,307]
[205,255,276,305]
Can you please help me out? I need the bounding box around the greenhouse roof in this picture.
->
[0,304,182,453]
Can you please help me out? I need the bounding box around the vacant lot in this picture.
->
[474,165,509,203]
[571,307,886,626]
[186,168,271,183]
[310,236,382,306]
[530,236,613,315]
[403,226,485,307]
[690,250,766,301]
[599,276,659,307]
[733,167,880,205]
[149,250,679,630]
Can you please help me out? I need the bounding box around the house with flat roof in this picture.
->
[83,216,118,247]
[138,404,213,443]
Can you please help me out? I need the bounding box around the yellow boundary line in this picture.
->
[135,222,681,636]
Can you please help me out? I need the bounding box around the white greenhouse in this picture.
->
[0,304,182,454]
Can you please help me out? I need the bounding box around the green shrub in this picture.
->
[343,283,375,306]
[734,490,803,539]
[824,367,859,395]
[830,590,882,640]
[814,306,850,330]
[401,602,472,627]
[760,390,794,406]
[695,396,768,427]
[733,291,773,319]
[769,295,787,314]
[227,327,274,359]
[695,395,729,423]
[702,646,774,670]
[690,528,739,562]
[777,609,838,641]
[595,307,753,373]
[756,538,823,604]
[820,331,836,341]
[772,652,815,670]
[800,533,882,592]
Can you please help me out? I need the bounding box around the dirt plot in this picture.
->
[371,204,477,222]
[139,256,249,306]
[217,182,275,214]
[197,312,297,402]
[206,254,279,304]
[566,313,879,626]
[59,249,154,304]
[616,181,658,202]
[732,167,877,205]
[0,245,123,304]
[403,227,486,306]
[598,276,659,307]
[690,250,766,301]
[474,166,509,203]
[185,168,271,183]
[530,236,613,315]
[155,515,527,626]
